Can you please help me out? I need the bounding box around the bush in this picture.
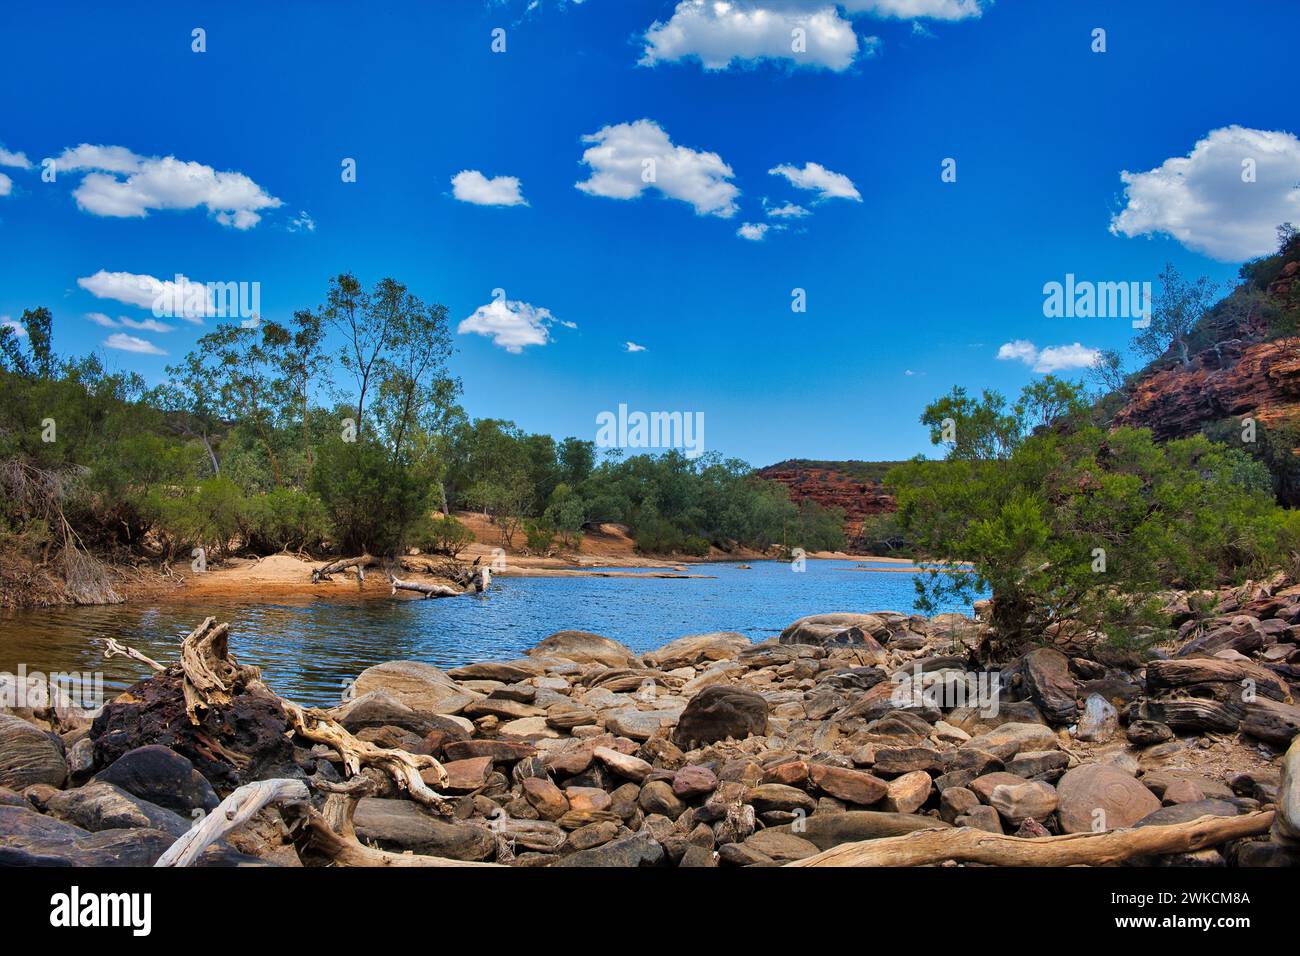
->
[411,513,475,558]
[240,488,329,554]
[310,439,436,556]
[682,534,710,557]
[143,476,246,560]
[523,517,556,553]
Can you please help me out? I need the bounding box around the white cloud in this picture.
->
[1109,126,1300,262]
[85,311,175,333]
[624,341,647,352]
[841,0,984,20]
[770,161,861,201]
[997,339,1100,374]
[451,170,528,207]
[288,210,316,232]
[640,1,869,72]
[0,173,11,197]
[50,144,282,229]
[0,147,31,169]
[103,332,167,356]
[86,312,118,328]
[458,297,558,353]
[77,270,212,322]
[765,201,810,218]
[1,317,27,338]
[737,222,770,240]
[576,119,740,218]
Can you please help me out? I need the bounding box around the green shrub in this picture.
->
[411,513,475,557]
[523,517,556,553]
[240,488,329,554]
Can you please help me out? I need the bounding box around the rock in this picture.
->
[566,820,620,851]
[463,698,545,721]
[91,670,295,790]
[555,830,663,867]
[441,739,536,763]
[349,661,476,713]
[743,829,819,861]
[1020,648,1080,724]
[808,764,888,806]
[353,798,494,861]
[1075,694,1118,742]
[873,747,946,776]
[763,760,810,787]
[679,844,716,867]
[564,786,612,813]
[1016,817,1051,838]
[592,746,652,782]
[1057,763,1161,833]
[439,756,494,792]
[744,783,818,815]
[1135,800,1240,828]
[672,764,718,799]
[334,691,472,737]
[779,613,890,647]
[498,716,560,739]
[1141,769,1234,801]
[545,702,599,731]
[1278,735,1300,843]
[522,777,570,820]
[638,780,685,819]
[1126,720,1174,747]
[527,631,639,667]
[970,772,1029,803]
[766,810,949,850]
[963,722,1059,760]
[988,781,1058,825]
[719,842,774,866]
[883,770,932,814]
[673,686,768,748]
[606,709,680,741]
[644,632,752,669]
[1005,750,1069,780]
[955,806,1003,833]
[447,660,543,682]
[44,782,191,837]
[1161,779,1206,805]
[0,713,67,789]
[1241,698,1300,747]
[0,806,177,866]
[67,737,95,778]
[940,786,980,824]
[94,745,219,815]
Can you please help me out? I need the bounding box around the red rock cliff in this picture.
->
[758,462,897,539]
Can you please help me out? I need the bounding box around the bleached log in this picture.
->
[179,616,262,725]
[311,554,379,584]
[297,793,500,868]
[787,811,1274,867]
[389,574,462,599]
[155,778,309,867]
[102,637,166,672]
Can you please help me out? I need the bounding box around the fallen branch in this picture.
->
[312,554,379,584]
[388,574,462,599]
[787,811,1274,867]
[281,699,453,815]
[295,792,500,868]
[155,778,310,867]
[102,637,166,672]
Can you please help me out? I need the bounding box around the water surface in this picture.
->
[0,560,980,706]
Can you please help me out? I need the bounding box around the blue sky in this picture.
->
[2,0,1297,465]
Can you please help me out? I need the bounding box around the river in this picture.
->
[0,560,981,707]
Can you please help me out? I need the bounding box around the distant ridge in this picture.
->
[757,459,903,540]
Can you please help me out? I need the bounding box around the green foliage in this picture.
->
[240,488,329,553]
[142,476,246,559]
[892,379,1300,656]
[410,513,475,558]
[310,439,437,556]
[523,517,556,553]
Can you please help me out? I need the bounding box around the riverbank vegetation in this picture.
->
[0,275,846,604]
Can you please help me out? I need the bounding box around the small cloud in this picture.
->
[1,317,27,338]
[765,201,810,219]
[451,170,528,207]
[0,147,31,169]
[558,319,578,329]
[904,369,915,376]
[0,173,12,197]
[103,332,166,355]
[769,161,861,202]
[737,222,770,241]
[997,339,1100,373]
[288,210,316,232]
[458,297,557,352]
[624,341,647,352]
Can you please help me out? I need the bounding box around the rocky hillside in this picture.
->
[759,460,900,539]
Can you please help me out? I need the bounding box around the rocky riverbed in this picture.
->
[3,576,1300,867]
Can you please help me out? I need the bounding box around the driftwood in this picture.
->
[179,617,263,724]
[102,637,166,672]
[389,575,462,599]
[311,554,379,584]
[787,811,1274,867]
[281,699,452,814]
[156,778,310,867]
[292,787,500,868]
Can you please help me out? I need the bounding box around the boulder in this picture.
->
[1057,763,1161,833]
[0,806,174,866]
[526,631,639,667]
[605,709,680,741]
[1075,694,1118,742]
[352,798,494,861]
[556,831,664,867]
[988,780,1058,825]
[672,764,719,799]
[446,660,544,682]
[644,632,752,670]
[743,829,819,861]
[963,722,1060,760]
[43,781,191,837]
[807,764,888,806]
[94,744,219,815]
[766,811,949,850]
[779,613,890,649]
[673,686,768,748]
[0,713,67,790]
[883,770,932,814]
[1019,648,1079,724]
[349,661,477,713]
